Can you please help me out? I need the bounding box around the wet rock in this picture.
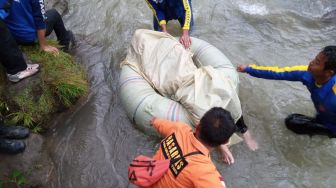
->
[0,44,88,131]
[4,70,44,109]
[0,134,54,187]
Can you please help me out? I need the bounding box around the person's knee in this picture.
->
[46,9,62,21]
[284,114,308,134]
[153,19,160,31]
[285,114,312,126]
[285,113,300,126]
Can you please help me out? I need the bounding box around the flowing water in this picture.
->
[46,0,336,187]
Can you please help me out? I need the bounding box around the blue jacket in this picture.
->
[245,65,336,133]
[145,0,192,30]
[1,0,46,43]
[0,0,10,19]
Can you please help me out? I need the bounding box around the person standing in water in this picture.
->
[237,46,336,137]
[145,0,193,49]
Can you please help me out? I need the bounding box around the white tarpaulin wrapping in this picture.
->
[121,29,242,125]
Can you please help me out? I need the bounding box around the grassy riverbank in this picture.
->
[0,42,88,132]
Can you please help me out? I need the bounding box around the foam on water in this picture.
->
[237,2,269,16]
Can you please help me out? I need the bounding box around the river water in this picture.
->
[46,0,336,187]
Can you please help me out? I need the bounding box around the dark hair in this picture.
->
[322,46,336,74]
[198,107,236,147]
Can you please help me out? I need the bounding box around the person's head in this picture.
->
[197,107,236,148]
[308,46,336,79]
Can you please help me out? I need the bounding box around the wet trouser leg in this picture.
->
[236,116,248,134]
[0,19,27,74]
[285,114,334,137]
[153,16,161,31]
[45,9,69,47]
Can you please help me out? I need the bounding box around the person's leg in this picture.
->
[0,19,27,74]
[0,20,39,82]
[153,16,161,31]
[236,116,258,151]
[45,9,68,40]
[285,114,333,137]
[189,0,194,30]
[45,9,74,52]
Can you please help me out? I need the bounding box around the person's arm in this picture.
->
[179,0,192,48]
[194,170,226,188]
[36,29,58,54]
[217,144,234,165]
[31,0,59,54]
[150,117,179,138]
[237,64,308,81]
[145,0,167,32]
[179,29,191,48]
[161,23,167,33]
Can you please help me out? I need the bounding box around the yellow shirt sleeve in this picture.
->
[181,0,192,30]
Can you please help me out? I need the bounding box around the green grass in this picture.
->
[0,41,88,132]
[0,169,27,188]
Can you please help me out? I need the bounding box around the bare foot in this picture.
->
[218,144,234,165]
[242,130,258,151]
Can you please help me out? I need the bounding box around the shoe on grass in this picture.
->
[7,64,39,82]
[27,63,39,70]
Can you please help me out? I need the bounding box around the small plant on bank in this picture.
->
[0,169,27,188]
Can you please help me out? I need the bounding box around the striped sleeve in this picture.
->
[245,64,308,82]
[145,0,166,26]
[181,0,192,30]
[30,0,46,29]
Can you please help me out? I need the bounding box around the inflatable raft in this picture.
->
[120,31,241,142]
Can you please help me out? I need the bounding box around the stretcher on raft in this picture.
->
[120,29,243,144]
